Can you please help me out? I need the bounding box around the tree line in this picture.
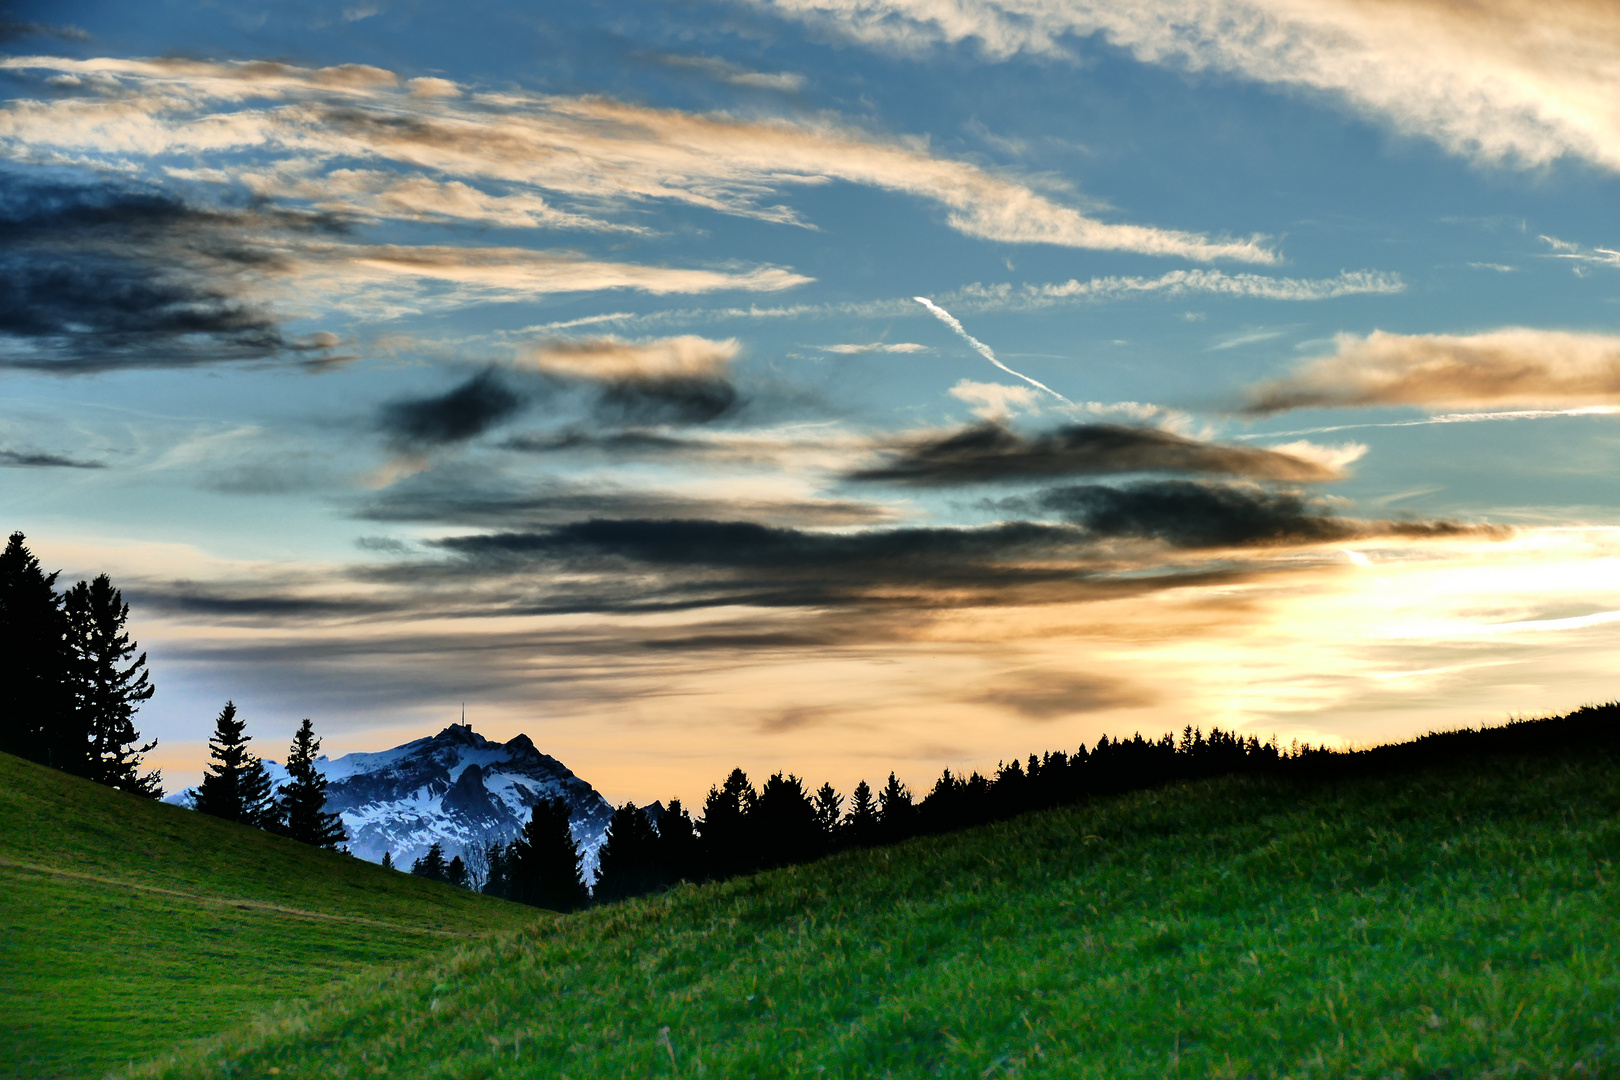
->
[2,530,346,850]
[472,701,1620,912]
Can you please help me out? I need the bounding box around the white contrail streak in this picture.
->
[1234,405,1620,439]
[913,297,1070,403]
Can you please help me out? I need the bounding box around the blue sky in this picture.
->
[5,0,1620,802]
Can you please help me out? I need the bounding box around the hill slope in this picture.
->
[129,748,1620,1080]
[0,751,541,1080]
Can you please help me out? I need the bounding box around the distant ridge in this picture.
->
[169,723,616,874]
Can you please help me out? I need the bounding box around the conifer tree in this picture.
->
[64,574,160,796]
[411,841,449,881]
[594,802,662,903]
[843,778,879,845]
[274,718,345,848]
[755,772,821,868]
[698,768,757,876]
[0,532,80,771]
[380,851,394,870]
[654,797,699,884]
[507,797,589,912]
[812,782,843,840]
[194,702,275,828]
[446,854,469,889]
[878,771,915,840]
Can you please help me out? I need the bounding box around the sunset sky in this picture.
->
[5,0,1620,804]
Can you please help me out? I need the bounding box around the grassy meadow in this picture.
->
[0,752,540,1079]
[110,747,1620,1080]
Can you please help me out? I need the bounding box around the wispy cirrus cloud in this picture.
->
[744,0,1620,174]
[1243,328,1620,415]
[0,54,1273,262]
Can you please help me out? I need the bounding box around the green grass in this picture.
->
[122,751,1620,1080]
[0,752,541,1080]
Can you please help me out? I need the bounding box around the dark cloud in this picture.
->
[357,473,890,528]
[378,369,527,446]
[848,422,1341,485]
[501,429,697,455]
[0,15,90,42]
[592,376,741,425]
[968,670,1155,720]
[1015,480,1497,549]
[0,180,345,373]
[0,448,104,468]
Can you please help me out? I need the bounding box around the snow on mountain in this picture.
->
[165,723,617,878]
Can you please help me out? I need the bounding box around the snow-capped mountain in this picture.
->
[168,723,616,876]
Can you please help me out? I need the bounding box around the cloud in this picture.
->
[967,669,1153,719]
[0,54,1274,262]
[378,369,527,446]
[949,379,1042,421]
[0,17,90,43]
[817,342,929,354]
[0,180,346,372]
[1541,234,1620,271]
[1010,479,1491,549]
[1243,328,1620,415]
[517,335,745,424]
[0,447,105,468]
[744,0,1620,175]
[848,421,1346,485]
[647,53,808,92]
[947,269,1404,313]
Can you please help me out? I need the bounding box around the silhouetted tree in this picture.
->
[655,797,699,884]
[842,779,879,846]
[380,851,394,870]
[594,802,663,903]
[0,532,79,772]
[193,702,275,828]
[411,841,449,882]
[446,854,469,889]
[755,772,822,868]
[877,771,916,841]
[482,839,513,898]
[63,574,160,796]
[698,768,757,877]
[812,782,843,841]
[273,718,345,848]
[507,797,590,912]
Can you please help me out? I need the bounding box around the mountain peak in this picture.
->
[433,722,483,745]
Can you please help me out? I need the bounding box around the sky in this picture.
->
[4,0,1620,805]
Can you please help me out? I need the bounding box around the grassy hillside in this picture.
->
[125,748,1620,1080]
[0,751,540,1080]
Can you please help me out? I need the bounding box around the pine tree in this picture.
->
[64,574,160,797]
[0,532,80,772]
[593,802,662,903]
[878,771,915,840]
[507,797,589,912]
[194,702,275,828]
[843,779,879,846]
[274,718,345,848]
[446,854,469,889]
[654,797,699,884]
[411,841,449,881]
[380,851,394,870]
[812,782,843,840]
[698,768,757,877]
[755,772,821,868]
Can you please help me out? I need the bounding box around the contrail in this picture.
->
[914,297,1070,403]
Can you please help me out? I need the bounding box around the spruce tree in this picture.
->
[274,718,345,848]
[446,854,469,889]
[0,532,80,772]
[380,851,394,870]
[878,771,916,840]
[411,841,449,881]
[812,782,843,840]
[755,773,821,868]
[698,768,757,877]
[194,702,275,828]
[593,802,662,903]
[654,797,699,884]
[507,797,589,912]
[64,574,160,797]
[842,779,879,846]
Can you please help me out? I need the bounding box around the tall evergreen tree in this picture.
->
[507,797,590,912]
[64,574,160,797]
[193,701,275,828]
[842,779,879,846]
[812,782,843,841]
[877,771,915,840]
[755,772,822,868]
[273,718,345,848]
[698,768,757,877]
[593,802,663,903]
[0,532,80,772]
[411,841,449,882]
[654,797,699,884]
